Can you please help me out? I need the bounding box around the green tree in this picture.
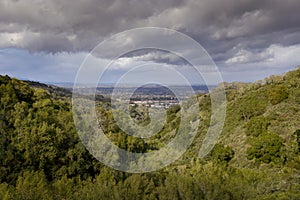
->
[0,183,11,200]
[14,171,52,200]
[268,84,289,105]
[295,129,300,150]
[245,116,268,137]
[247,132,285,164]
[206,143,235,163]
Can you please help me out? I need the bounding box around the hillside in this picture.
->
[23,80,72,98]
[0,68,300,199]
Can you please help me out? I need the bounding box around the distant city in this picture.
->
[59,83,212,109]
[97,84,211,108]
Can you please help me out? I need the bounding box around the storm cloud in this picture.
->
[0,0,300,83]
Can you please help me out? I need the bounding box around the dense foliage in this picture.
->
[1,67,300,199]
[246,132,284,164]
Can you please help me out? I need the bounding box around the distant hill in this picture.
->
[23,80,72,98]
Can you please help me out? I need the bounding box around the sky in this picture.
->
[0,0,300,85]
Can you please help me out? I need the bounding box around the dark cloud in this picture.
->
[121,49,188,65]
[0,0,299,65]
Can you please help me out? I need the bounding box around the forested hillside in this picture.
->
[0,68,300,199]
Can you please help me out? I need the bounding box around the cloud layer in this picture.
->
[1,0,300,84]
[0,0,300,63]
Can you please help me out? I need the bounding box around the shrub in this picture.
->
[268,84,289,105]
[295,129,300,150]
[245,116,268,137]
[230,89,268,121]
[246,132,284,164]
[206,144,235,163]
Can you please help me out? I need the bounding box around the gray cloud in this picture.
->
[0,0,299,66]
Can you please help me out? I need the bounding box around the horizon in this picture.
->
[5,66,297,88]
